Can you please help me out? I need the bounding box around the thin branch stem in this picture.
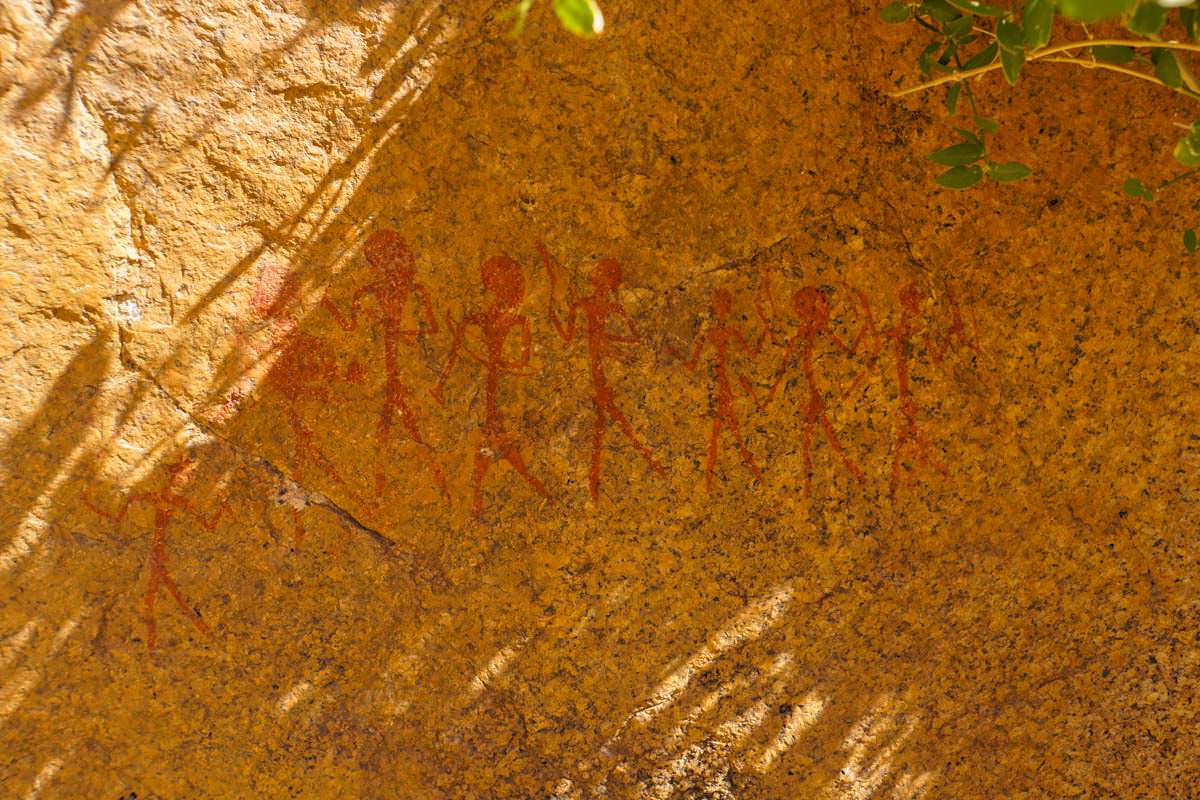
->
[913,15,942,35]
[951,49,982,117]
[1040,56,1200,100]
[891,38,1200,97]
[1157,169,1200,191]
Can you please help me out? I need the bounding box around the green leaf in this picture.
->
[918,41,942,77]
[935,164,985,188]
[924,0,963,22]
[552,0,604,36]
[1001,48,1024,85]
[1122,178,1155,200]
[1175,123,1200,166]
[1181,7,1197,40]
[881,1,912,23]
[997,19,1025,86]
[1185,228,1198,253]
[993,20,1022,86]
[1175,142,1200,166]
[974,114,999,134]
[945,0,1005,16]
[963,41,999,69]
[1056,0,1134,23]
[939,40,960,66]
[988,161,1032,181]
[996,18,1023,50]
[1153,49,1183,89]
[946,82,962,114]
[1129,2,1166,36]
[1023,0,1054,49]
[499,0,535,34]
[928,140,986,165]
[943,15,973,36]
[1090,45,1136,64]
[956,127,983,145]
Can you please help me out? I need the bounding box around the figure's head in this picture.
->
[712,288,733,319]
[592,259,623,293]
[364,228,415,282]
[898,282,924,313]
[791,286,830,331]
[249,263,301,321]
[481,255,525,308]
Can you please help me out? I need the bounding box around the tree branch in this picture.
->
[891,38,1200,98]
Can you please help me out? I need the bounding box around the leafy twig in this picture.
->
[892,39,1200,97]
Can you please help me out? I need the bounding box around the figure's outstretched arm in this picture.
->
[844,286,880,357]
[81,490,139,522]
[755,272,783,345]
[537,241,577,341]
[412,283,439,335]
[929,289,980,364]
[667,327,705,372]
[187,499,231,532]
[843,330,885,398]
[827,331,851,354]
[732,323,768,358]
[606,305,643,345]
[432,313,468,404]
[760,338,802,409]
[928,326,949,364]
[505,316,534,370]
[322,285,374,332]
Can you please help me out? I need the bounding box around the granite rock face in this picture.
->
[2,1,1198,798]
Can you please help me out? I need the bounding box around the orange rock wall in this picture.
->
[2,1,1197,798]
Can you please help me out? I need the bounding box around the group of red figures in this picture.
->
[82,227,979,653]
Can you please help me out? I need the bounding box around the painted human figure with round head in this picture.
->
[757,277,870,496]
[322,228,448,503]
[433,254,549,514]
[538,243,666,503]
[671,286,766,491]
[82,449,230,654]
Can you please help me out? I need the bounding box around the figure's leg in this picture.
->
[498,434,550,501]
[156,562,212,639]
[471,445,491,516]
[374,398,395,498]
[590,400,606,501]
[606,399,667,478]
[801,420,815,497]
[890,424,914,498]
[393,388,450,502]
[289,404,360,503]
[290,508,306,548]
[819,413,865,482]
[912,425,948,475]
[286,435,306,547]
[724,408,763,481]
[144,562,160,654]
[704,415,723,492]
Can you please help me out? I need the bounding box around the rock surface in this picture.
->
[2,1,1198,798]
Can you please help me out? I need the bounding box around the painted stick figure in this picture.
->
[848,283,947,497]
[757,277,867,496]
[322,229,449,502]
[929,286,981,364]
[670,288,765,491]
[82,456,229,654]
[432,255,550,514]
[237,265,364,544]
[537,243,667,501]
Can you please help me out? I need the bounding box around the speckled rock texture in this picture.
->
[2,0,1198,798]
